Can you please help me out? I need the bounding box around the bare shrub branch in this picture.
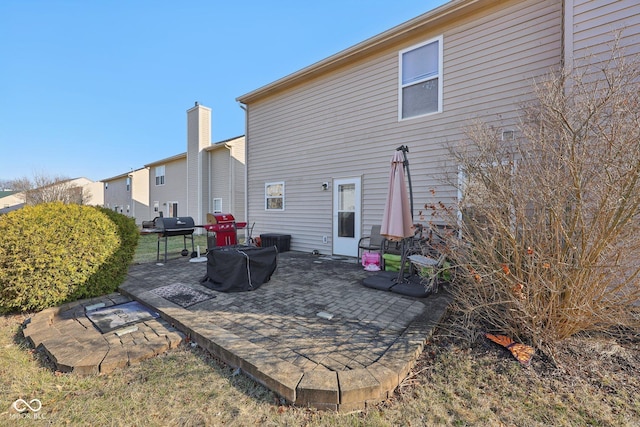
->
[439,42,640,352]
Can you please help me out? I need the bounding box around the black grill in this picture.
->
[151,216,196,263]
[155,217,195,237]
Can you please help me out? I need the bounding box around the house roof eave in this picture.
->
[236,0,487,104]
[144,152,187,168]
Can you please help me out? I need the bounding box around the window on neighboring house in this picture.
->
[155,166,165,186]
[399,36,443,120]
[213,198,222,213]
[265,182,284,210]
[126,177,131,192]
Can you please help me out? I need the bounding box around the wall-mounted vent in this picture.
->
[502,130,515,141]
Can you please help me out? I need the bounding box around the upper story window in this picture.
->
[155,165,165,186]
[265,182,284,210]
[126,177,131,192]
[399,36,443,120]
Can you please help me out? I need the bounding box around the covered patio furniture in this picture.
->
[201,246,278,292]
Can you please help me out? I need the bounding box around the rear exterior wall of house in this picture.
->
[244,0,562,255]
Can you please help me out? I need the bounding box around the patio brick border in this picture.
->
[22,293,184,375]
[20,260,452,412]
[121,287,451,412]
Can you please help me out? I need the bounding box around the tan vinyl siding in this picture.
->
[211,149,230,213]
[103,177,129,215]
[129,168,150,223]
[246,0,562,254]
[572,0,640,60]
[205,136,246,221]
[148,158,187,218]
[230,138,246,220]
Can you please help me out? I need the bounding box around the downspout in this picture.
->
[128,173,134,222]
[562,0,574,71]
[562,0,574,98]
[224,143,233,215]
[239,103,248,226]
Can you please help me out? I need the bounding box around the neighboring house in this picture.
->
[102,167,151,223]
[146,152,187,220]
[142,103,246,228]
[236,0,640,257]
[78,177,104,206]
[0,190,22,214]
[0,178,104,214]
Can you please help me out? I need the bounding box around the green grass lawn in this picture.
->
[133,233,209,264]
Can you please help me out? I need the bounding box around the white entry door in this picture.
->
[333,177,361,257]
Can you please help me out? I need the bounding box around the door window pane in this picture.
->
[338,184,356,237]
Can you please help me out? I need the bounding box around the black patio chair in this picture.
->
[358,225,384,264]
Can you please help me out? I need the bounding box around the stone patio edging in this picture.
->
[22,293,185,375]
[120,287,451,412]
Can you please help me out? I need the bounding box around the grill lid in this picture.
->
[206,213,236,224]
[155,217,195,236]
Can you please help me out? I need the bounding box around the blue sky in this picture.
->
[0,1,447,182]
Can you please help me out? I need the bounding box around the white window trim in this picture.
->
[398,35,443,121]
[213,198,223,213]
[265,181,285,211]
[155,165,165,186]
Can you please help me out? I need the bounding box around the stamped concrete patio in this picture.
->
[24,251,451,412]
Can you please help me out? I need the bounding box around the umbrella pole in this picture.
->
[395,145,413,284]
[396,145,413,221]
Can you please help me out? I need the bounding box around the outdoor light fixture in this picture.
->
[322,182,329,190]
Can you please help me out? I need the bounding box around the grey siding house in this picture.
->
[237,0,639,257]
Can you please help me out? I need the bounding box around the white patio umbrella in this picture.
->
[381,150,414,241]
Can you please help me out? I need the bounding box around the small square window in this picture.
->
[265,182,284,210]
[213,198,222,213]
[502,130,515,141]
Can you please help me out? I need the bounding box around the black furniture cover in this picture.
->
[201,246,278,292]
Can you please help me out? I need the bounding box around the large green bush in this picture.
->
[0,202,122,313]
[70,207,139,300]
